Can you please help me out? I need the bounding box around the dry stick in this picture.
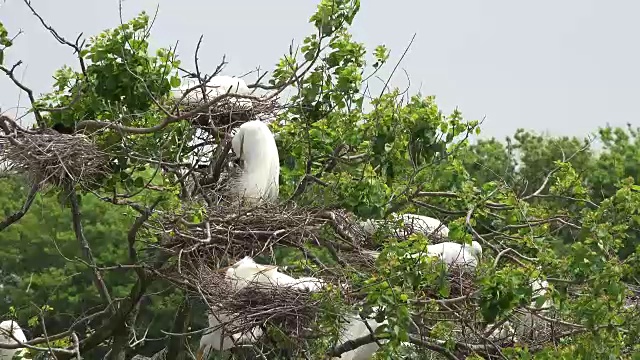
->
[0,62,44,127]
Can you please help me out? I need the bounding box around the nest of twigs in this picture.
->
[0,129,109,187]
[174,93,279,131]
[152,203,363,342]
[444,264,478,298]
[157,202,329,260]
[198,267,327,337]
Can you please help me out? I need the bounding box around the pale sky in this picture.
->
[1,0,639,140]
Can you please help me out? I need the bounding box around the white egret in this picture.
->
[485,321,518,344]
[514,277,552,341]
[0,320,26,360]
[425,240,482,268]
[291,276,326,292]
[195,311,263,360]
[334,311,388,360]
[173,76,252,109]
[229,120,280,204]
[366,241,483,269]
[360,213,449,240]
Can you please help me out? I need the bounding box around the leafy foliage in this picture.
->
[1,0,640,359]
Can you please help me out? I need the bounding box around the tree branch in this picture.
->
[66,185,112,305]
[0,183,39,231]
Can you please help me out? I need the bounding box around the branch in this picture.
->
[22,0,87,76]
[0,183,39,231]
[0,62,44,127]
[67,185,112,305]
[165,295,191,360]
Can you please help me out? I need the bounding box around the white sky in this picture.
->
[1,0,639,140]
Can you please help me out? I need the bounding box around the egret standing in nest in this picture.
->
[229,120,280,204]
[0,320,27,360]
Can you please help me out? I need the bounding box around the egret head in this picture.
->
[469,241,483,260]
[359,219,378,236]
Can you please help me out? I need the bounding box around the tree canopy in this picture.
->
[1,1,640,359]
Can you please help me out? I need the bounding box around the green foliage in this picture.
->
[4,0,640,359]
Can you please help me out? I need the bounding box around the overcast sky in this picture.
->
[1,0,639,140]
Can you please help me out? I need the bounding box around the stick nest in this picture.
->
[156,202,330,260]
[153,203,359,340]
[197,267,332,337]
[173,94,279,131]
[0,130,109,187]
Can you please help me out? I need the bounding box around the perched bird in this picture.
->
[291,276,326,292]
[424,240,483,268]
[0,320,27,360]
[360,213,449,240]
[225,256,287,290]
[366,241,483,269]
[174,75,252,109]
[514,277,553,340]
[228,120,280,204]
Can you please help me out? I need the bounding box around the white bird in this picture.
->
[485,321,518,344]
[198,258,327,359]
[0,320,27,360]
[173,76,252,109]
[229,120,280,204]
[514,277,552,340]
[334,310,388,360]
[195,311,263,360]
[291,276,326,292]
[425,241,482,268]
[360,213,449,240]
[366,241,483,269]
[225,257,327,292]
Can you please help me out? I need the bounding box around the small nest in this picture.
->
[173,94,279,131]
[0,130,109,187]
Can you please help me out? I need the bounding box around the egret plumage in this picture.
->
[0,320,26,360]
[198,257,327,359]
[228,120,280,204]
[195,311,263,360]
[334,311,387,360]
[514,277,553,340]
[366,241,482,269]
[174,75,252,109]
[360,213,449,240]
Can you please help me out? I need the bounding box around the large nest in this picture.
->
[152,203,362,342]
[156,202,330,261]
[0,129,109,187]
